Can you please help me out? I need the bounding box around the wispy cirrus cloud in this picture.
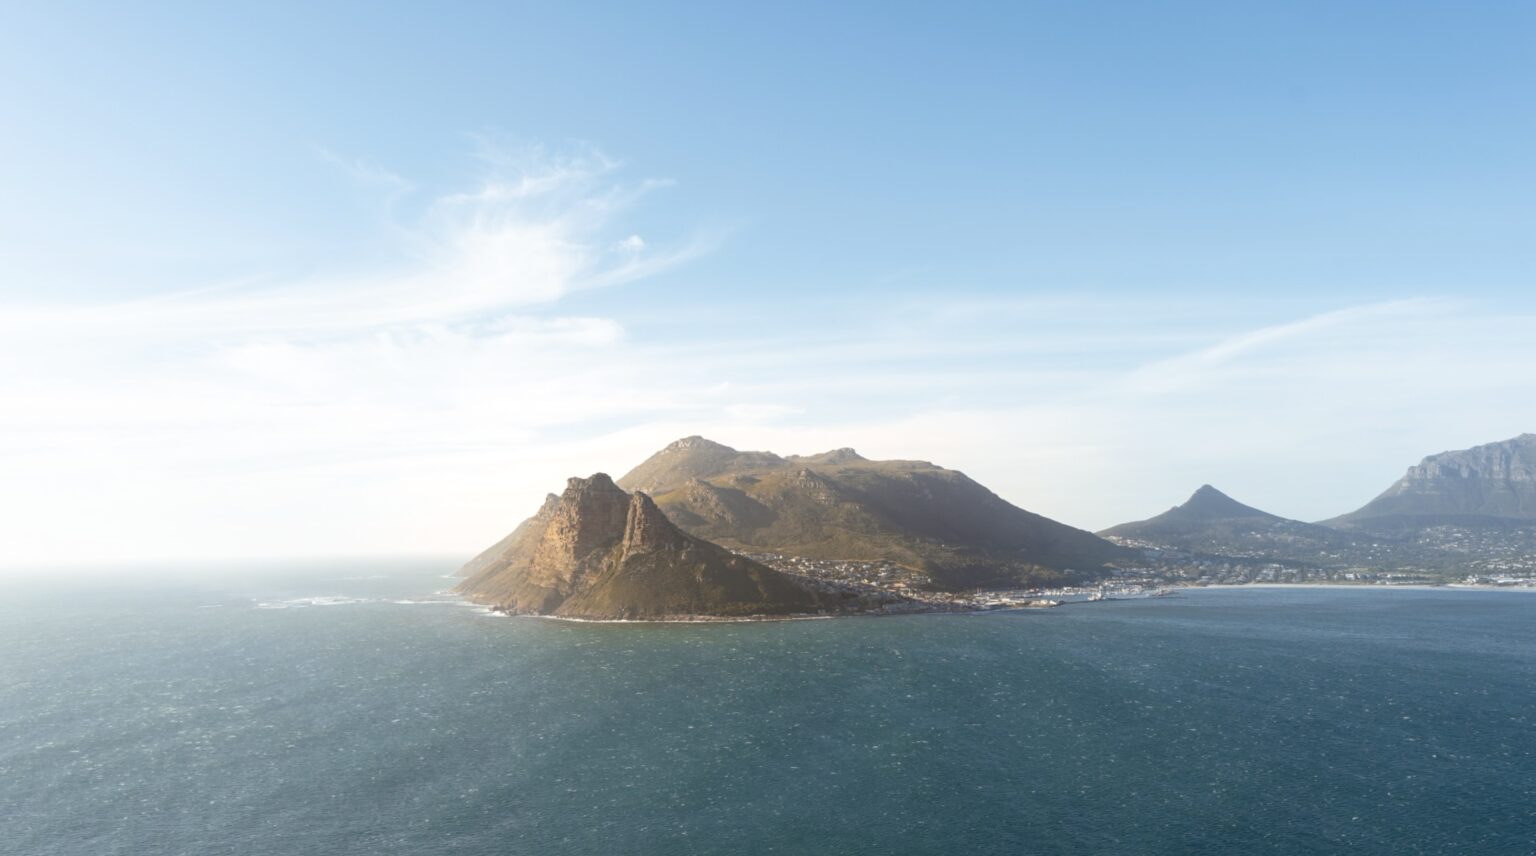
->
[3,143,703,342]
[1117,297,1451,395]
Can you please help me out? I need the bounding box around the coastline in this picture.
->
[454,582,1536,626]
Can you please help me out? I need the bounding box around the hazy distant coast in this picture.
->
[1197,582,1536,593]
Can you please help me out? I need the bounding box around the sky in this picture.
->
[3,1,1536,566]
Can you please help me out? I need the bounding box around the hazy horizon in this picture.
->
[4,3,1536,565]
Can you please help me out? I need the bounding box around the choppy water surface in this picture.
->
[3,563,1533,855]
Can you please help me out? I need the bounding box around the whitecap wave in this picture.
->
[253,595,374,609]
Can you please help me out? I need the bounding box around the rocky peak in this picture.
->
[528,473,632,588]
[621,491,686,554]
[567,471,620,492]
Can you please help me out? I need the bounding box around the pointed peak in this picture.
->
[1172,484,1277,521]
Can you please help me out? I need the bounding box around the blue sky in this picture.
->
[3,2,1535,562]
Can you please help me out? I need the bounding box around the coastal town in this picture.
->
[742,552,1181,612]
[741,548,1536,614]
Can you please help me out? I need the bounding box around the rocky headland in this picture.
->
[456,473,847,620]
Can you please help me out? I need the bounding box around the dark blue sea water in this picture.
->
[3,562,1534,855]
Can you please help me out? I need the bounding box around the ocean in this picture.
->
[3,561,1533,855]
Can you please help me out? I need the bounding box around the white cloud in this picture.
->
[3,144,1534,568]
[0,147,711,566]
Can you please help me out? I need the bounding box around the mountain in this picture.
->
[615,437,1132,589]
[455,473,831,619]
[1327,434,1536,530]
[1100,485,1356,561]
[1320,433,1536,528]
[1102,484,1282,537]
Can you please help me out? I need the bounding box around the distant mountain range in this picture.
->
[1326,433,1536,532]
[1099,434,1536,573]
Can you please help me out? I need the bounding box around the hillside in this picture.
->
[617,437,1132,589]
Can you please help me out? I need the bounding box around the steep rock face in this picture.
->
[456,474,828,619]
[523,475,633,593]
[1328,434,1536,527]
[619,489,686,553]
[620,438,1132,589]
